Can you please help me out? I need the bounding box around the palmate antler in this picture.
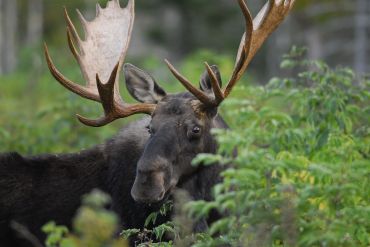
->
[166,0,296,107]
[45,0,295,127]
[44,0,156,127]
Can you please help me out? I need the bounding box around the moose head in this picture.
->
[44,0,295,203]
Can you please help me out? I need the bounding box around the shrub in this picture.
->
[189,47,370,247]
[43,190,128,247]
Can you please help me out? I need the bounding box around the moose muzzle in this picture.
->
[131,168,167,203]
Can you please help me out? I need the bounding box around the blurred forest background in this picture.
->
[0,0,369,154]
[1,0,369,77]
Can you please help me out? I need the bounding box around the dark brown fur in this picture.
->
[0,96,227,247]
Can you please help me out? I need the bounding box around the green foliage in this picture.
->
[2,47,369,246]
[43,189,128,247]
[187,48,370,247]
[101,49,369,247]
[42,222,69,247]
[120,200,178,246]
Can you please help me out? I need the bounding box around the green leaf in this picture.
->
[145,212,158,227]
[120,228,140,239]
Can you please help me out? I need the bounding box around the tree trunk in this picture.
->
[26,0,43,46]
[1,0,18,75]
[354,0,368,76]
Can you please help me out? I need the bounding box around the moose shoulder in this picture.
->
[0,0,295,246]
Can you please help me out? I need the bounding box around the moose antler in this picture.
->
[44,0,156,127]
[166,0,296,107]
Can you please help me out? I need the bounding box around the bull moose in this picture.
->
[0,0,295,246]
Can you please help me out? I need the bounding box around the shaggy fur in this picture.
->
[0,101,227,247]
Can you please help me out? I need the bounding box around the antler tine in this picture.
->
[204,62,224,104]
[223,0,253,98]
[238,0,296,77]
[43,6,103,103]
[46,0,157,127]
[165,0,294,107]
[77,63,119,127]
[224,0,295,98]
[165,59,226,107]
[64,8,83,53]
[165,59,215,106]
[251,0,295,56]
[66,27,80,61]
[96,63,119,115]
[77,63,156,127]
[44,43,100,102]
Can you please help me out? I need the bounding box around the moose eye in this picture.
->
[187,125,202,140]
[192,126,201,134]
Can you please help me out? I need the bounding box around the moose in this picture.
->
[0,0,294,246]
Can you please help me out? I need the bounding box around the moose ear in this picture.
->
[124,63,166,103]
[199,65,222,94]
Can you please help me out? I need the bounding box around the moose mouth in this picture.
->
[131,179,178,206]
[150,182,180,206]
[131,168,180,205]
[133,189,173,207]
[131,183,166,204]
